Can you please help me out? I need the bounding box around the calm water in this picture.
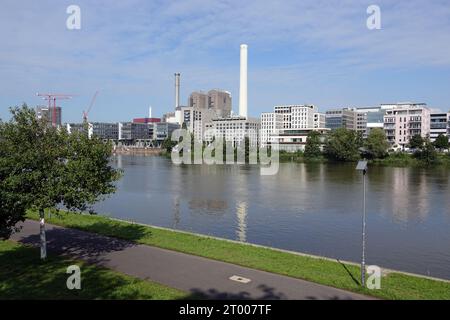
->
[94,155,450,280]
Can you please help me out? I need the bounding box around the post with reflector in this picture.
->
[356,160,368,287]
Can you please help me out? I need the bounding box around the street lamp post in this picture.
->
[356,160,368,287]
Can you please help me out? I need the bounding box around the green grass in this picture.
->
[25,211,450,300]
[0,240,188,300]
[372,153,450,167]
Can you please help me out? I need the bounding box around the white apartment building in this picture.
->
[204,116,260,147]
[260,112,283,147]
[274,105,317,129]
[383,103,431,148]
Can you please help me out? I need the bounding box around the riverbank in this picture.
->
[278,151,450,167]
[159,149,450,167]
[0,240,187,299]
[113,147,163,156]
[26,211,450,299]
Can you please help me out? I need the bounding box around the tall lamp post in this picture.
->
[356,160,368,287]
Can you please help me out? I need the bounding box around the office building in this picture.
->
[274,104,317,129]
[260,112,283,147]
[66,122,119,141]
[430,112,450,142]
[325,108,357,130]
[181,106,216,142]
[313,112,326,129]
[154,122,180,144]
[204,116,260,147]
[119,122,155,145]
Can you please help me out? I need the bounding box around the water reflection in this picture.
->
[98,156,450,279]
[236,201,248,242]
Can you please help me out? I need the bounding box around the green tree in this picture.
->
[414,139,437,165]
[0,105,121,259]
[304,131,322,159]
[433,134,449,152]
[162,137,177,153]
[408,134,424,149]
[324,128,363,161]
[365,128,389,159]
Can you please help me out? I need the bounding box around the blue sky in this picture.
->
[1,0,450,123]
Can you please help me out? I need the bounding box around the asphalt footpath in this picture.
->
[11,220,373,300]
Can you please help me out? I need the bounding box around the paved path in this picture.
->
[11,220,373,300]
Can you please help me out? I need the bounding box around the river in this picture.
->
[94,155,450,280]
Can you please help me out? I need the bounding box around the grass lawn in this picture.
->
[26,211,450,300]
[0,240,187,300]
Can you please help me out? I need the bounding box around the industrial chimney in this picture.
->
[239,44,248,119]
[174,73,181,109]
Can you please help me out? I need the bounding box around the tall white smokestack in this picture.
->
[239,44,248,119]
[175,73,180,109]
[148,106,152,118]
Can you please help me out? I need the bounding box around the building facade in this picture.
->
[260,112,283,147]
[133,117,161,124]
[189,91,209,110]
[313,112,326,129]
[430,112,450,142]
[270,128,330,152]
[325,108,356,130]
[208,89,232,118]
[383,103,431,148]
[181,106,216,142]
[204,116,260,147]
[154,122,180,144]
[36,105,62,127]
[274,105,317,129]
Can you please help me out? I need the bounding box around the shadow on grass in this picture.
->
[17,221,149,265]
[185,284,288,300]
[183,285,354,300]
[337,259,361,286]
[0,244,163,299]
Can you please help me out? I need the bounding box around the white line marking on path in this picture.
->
[229,275,251,284]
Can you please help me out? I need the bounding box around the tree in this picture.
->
[433,134,449,152]
[365,128,389,159]
[304,131,322,158]
[0,105,121,259]
[162,137,177,153]
[408,134,424,149]
[324,128,363,161]
[414,138,437,165]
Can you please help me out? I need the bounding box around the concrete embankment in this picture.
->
[113,147,163,156]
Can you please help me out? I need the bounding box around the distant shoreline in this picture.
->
[113,147,163,156]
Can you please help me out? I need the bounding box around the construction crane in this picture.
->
[82,91,99,123]
[36,93,73,127]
